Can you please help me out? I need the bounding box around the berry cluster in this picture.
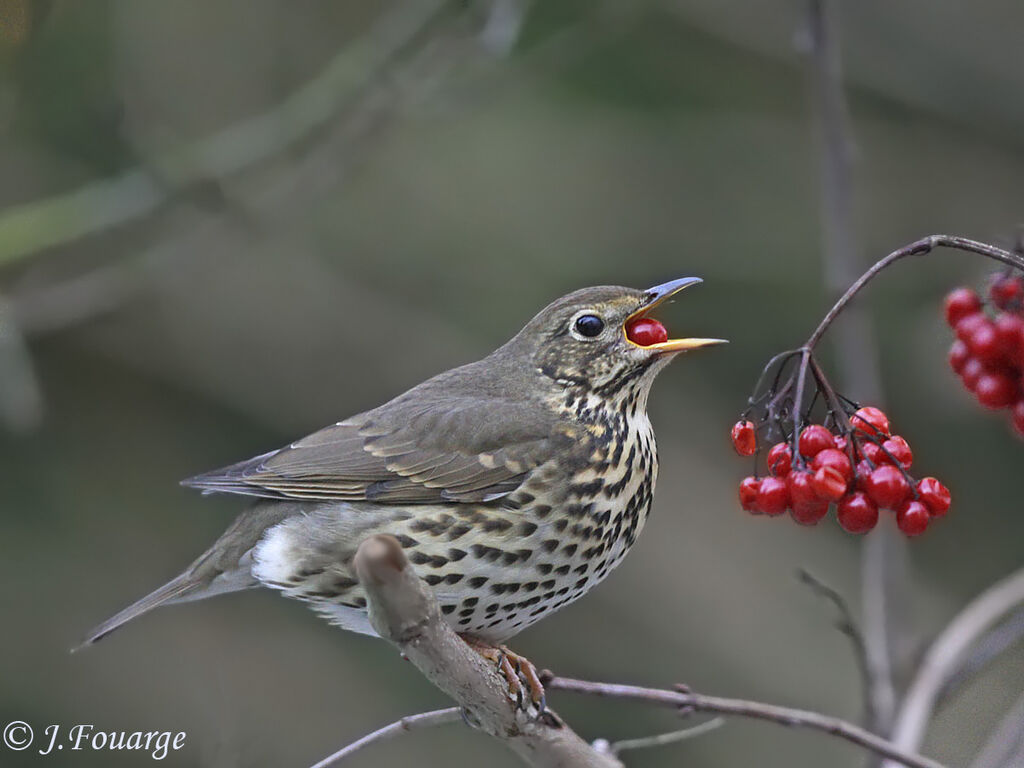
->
[731,407,951,536]
[945,274,1024,435]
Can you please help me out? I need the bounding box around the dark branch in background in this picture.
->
[803,0,900,736]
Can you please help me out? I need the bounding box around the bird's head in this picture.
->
[508,278,726,397]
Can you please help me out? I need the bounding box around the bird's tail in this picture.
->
[75,572,204,649]
[75,502,294,651]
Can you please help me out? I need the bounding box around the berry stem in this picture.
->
[806,235,1024,350]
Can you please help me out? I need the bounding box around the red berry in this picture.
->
[756,476,789,516]
[811,466,848,502]
[990,276,1024,310]
[994,313,1024,361]
[967,321,1007,364]
[767,442,793,477]
[837,492,879,534]
[975,372,1018,409]
[896,500,930,537]
[949,340,970,374]
[739,476,762,512]
[731,420,757,456]
[798,425,835,458]
[881,435,913,468]
[851,407,891,439]
[790,497,829,525]
[864,465,911,510]
[955,312,988,344]
[625,317,668,347]
[1012,400,1024,438]
[916,477,951,517]
[812,448,854,481]
[945,288,982,327]
[860,440,886,466]
[833,433,849,451]
[854,460,873,491]
[788,471,828,524]
[960,357,985,391]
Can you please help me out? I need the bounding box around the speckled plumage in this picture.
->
[83,280,721,648]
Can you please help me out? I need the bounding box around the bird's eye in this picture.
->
[573,314,605,338]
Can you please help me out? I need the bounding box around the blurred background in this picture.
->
[1,1,1022,766]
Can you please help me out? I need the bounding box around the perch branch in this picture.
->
[345,535,623,768]
[882,565,1024,768]
[546,677,946,768]
[321,535,949,768]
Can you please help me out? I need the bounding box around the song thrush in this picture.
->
[82,278,723,704]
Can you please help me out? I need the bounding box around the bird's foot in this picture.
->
[460,635,546,713]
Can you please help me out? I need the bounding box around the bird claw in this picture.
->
[461,636,547,715]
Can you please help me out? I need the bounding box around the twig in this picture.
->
[349,535,623,768]
[882,566,1024,768]
[0,0,453,267]
[592,718,724,756]
[968,690,1024,768]
[310,707,462,768]
[797,568,872,715]
[546,676,947,768]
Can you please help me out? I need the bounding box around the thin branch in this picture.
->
[310,708,462,768]
[883,566,1024,767]
[0,0,453,267]
[593,718,724,756]
[349,535,623,768]
[806,235,1024,350]
[797,568,872,716]
[546,676,947,768]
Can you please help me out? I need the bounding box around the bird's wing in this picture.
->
[182,396,576,503]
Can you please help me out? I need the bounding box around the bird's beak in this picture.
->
[625,277,729,353]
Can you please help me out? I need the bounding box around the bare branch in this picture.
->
[883,566,1024,768]
[797,568,872,714]
[351,535,623,768]
[546,676,947,768]
[310,707,462,768]
[593,718,724,756]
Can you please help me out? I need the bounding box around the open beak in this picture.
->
[625,277,728,353]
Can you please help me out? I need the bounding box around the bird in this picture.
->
[81,278,724,705]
